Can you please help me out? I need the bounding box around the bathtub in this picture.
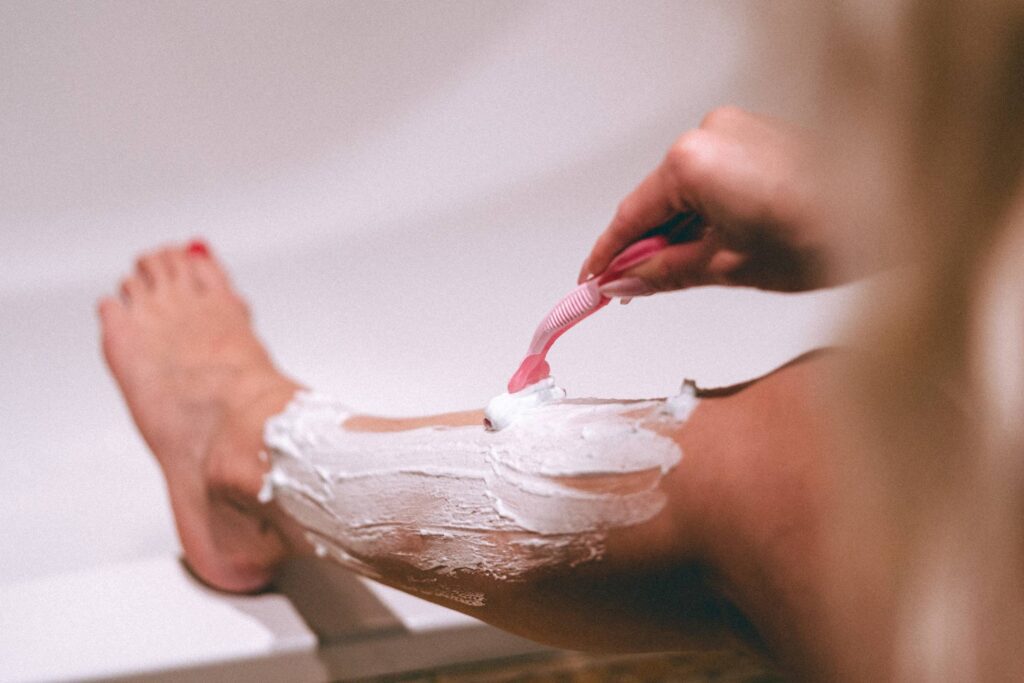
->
[0,2,850,680]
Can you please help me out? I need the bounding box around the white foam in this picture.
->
[483,376,566,431]
[262,388,693,605]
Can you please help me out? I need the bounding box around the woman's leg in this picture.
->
[99,242,833,675]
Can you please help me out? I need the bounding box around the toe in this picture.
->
[97,294,127,326]
[97,295,130,371]
[157,246,185,285]
[184,239,230,291]
[119,275,146,304]
[163,247,189,287]
[136,250,170,289]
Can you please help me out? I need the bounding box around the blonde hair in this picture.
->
[807,1,1024,679]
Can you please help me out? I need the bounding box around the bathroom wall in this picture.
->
[0,1,850,678]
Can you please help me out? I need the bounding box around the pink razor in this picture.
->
[506,235,670,393]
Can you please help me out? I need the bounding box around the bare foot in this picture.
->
[99,241,302,592]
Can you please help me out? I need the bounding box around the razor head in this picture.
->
[503,231,684,396]
[507,354,550,394]
[507,280,607,394]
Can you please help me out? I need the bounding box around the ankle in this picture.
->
[206,370,302,502]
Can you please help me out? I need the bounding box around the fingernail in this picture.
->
[619,297,633,305]
[598,277,654,298]
[186,240,209,257]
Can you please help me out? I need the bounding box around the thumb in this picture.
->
[598,239,717,296]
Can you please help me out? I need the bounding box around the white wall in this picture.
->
[0,0,848,591]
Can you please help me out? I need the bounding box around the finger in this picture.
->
[705,248,748,284]
[706,247,817,292]
[579,166,683,283]
[579,131,714,283]
[599,238,718,295]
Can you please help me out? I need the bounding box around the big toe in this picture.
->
[183,239,231,292]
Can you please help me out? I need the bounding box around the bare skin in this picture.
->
[99,241,835,678]
[98,243,304,592]
[582,106,830,295]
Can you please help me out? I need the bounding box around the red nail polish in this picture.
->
[186,240,209,257]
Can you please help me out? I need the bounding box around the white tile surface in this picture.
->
[0,557,316,683]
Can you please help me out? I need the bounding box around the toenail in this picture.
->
[187,240,210,257]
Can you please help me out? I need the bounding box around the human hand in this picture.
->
[580,107,828,295]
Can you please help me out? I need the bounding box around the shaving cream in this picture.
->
[483,376,565,430]
[262,386,692,606]
[662,379,699,421]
